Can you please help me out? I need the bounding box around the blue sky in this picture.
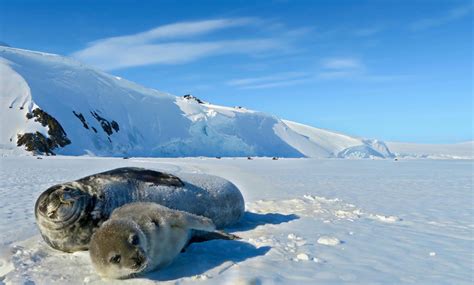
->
[1,0,472,143]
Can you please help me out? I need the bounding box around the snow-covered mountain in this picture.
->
[0,46,394,158]
[387,141,473,159]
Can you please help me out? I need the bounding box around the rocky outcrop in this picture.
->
[17,132,53,155]
[18,108,71,155]
[72,111,89,129]
[183,94,204,104]
[90,111,119,136]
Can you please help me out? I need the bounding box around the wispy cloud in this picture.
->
[317,57,409,81]
[353,27,383,37]
[74,39,282,70]
[322,58,363,70]
[227,72,312,90]
[228,72,308,86]
[96,18,257,44]
[318,57,365,79]
[72,18,298,70]
[410,4,473,31]
[226,56,410,90]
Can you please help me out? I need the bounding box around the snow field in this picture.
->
[0,157,472,284]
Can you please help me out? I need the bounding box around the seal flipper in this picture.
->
[168,210,215,232]
[182,230,241,252]
[190,230,240,242]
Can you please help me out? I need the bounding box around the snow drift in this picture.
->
[0,46,393,158]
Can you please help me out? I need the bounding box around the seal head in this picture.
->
[89,202,217,279]
[89,219,148,279]
[35,183,97,252]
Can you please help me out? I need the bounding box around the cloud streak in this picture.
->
[72,18,293,70]
[318,57,365,79]
[353,27,383,37]
[225,56,411,90]
[74,39,282,70]
[227,72,312,89]
[410,4,473,31]
[87,18,257,46]
[322,58,363,70]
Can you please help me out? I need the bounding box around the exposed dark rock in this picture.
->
[183,94,204,104]
[18,108,71,155]
[90,110,119,136]
[91,127,98,133]
[17,132,54,155]
[111,120,119,132]
[29,108,71,147]
[272,157,279,160]
[72,111,89,129]
[17,108,71,155]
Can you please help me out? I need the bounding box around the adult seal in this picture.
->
[90,202,236,279]
[35,167,245,252]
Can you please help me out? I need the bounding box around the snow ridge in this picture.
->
[1,46,392,158]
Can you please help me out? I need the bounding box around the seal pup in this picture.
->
[89,202,236,279]
[35,167,245,252]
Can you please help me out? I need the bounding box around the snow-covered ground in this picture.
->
[0,157,472,284]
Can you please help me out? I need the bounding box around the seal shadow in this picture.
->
[227,211,300,232]
[145,240,271,281]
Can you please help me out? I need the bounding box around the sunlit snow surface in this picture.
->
[0,157,472,284]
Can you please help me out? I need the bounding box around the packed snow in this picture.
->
[0,156,472,284]
[0,46,394,159]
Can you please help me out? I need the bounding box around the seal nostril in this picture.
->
[131,256,143,269]
[131,250,145,268]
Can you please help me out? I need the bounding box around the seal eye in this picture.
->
[129,234,139,246]
[110,254,121,264]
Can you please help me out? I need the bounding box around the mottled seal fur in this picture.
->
[35,167,245,252]
[90,202,233,279]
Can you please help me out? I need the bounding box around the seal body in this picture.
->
[89,202,216,279]
[35,167,245,252]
